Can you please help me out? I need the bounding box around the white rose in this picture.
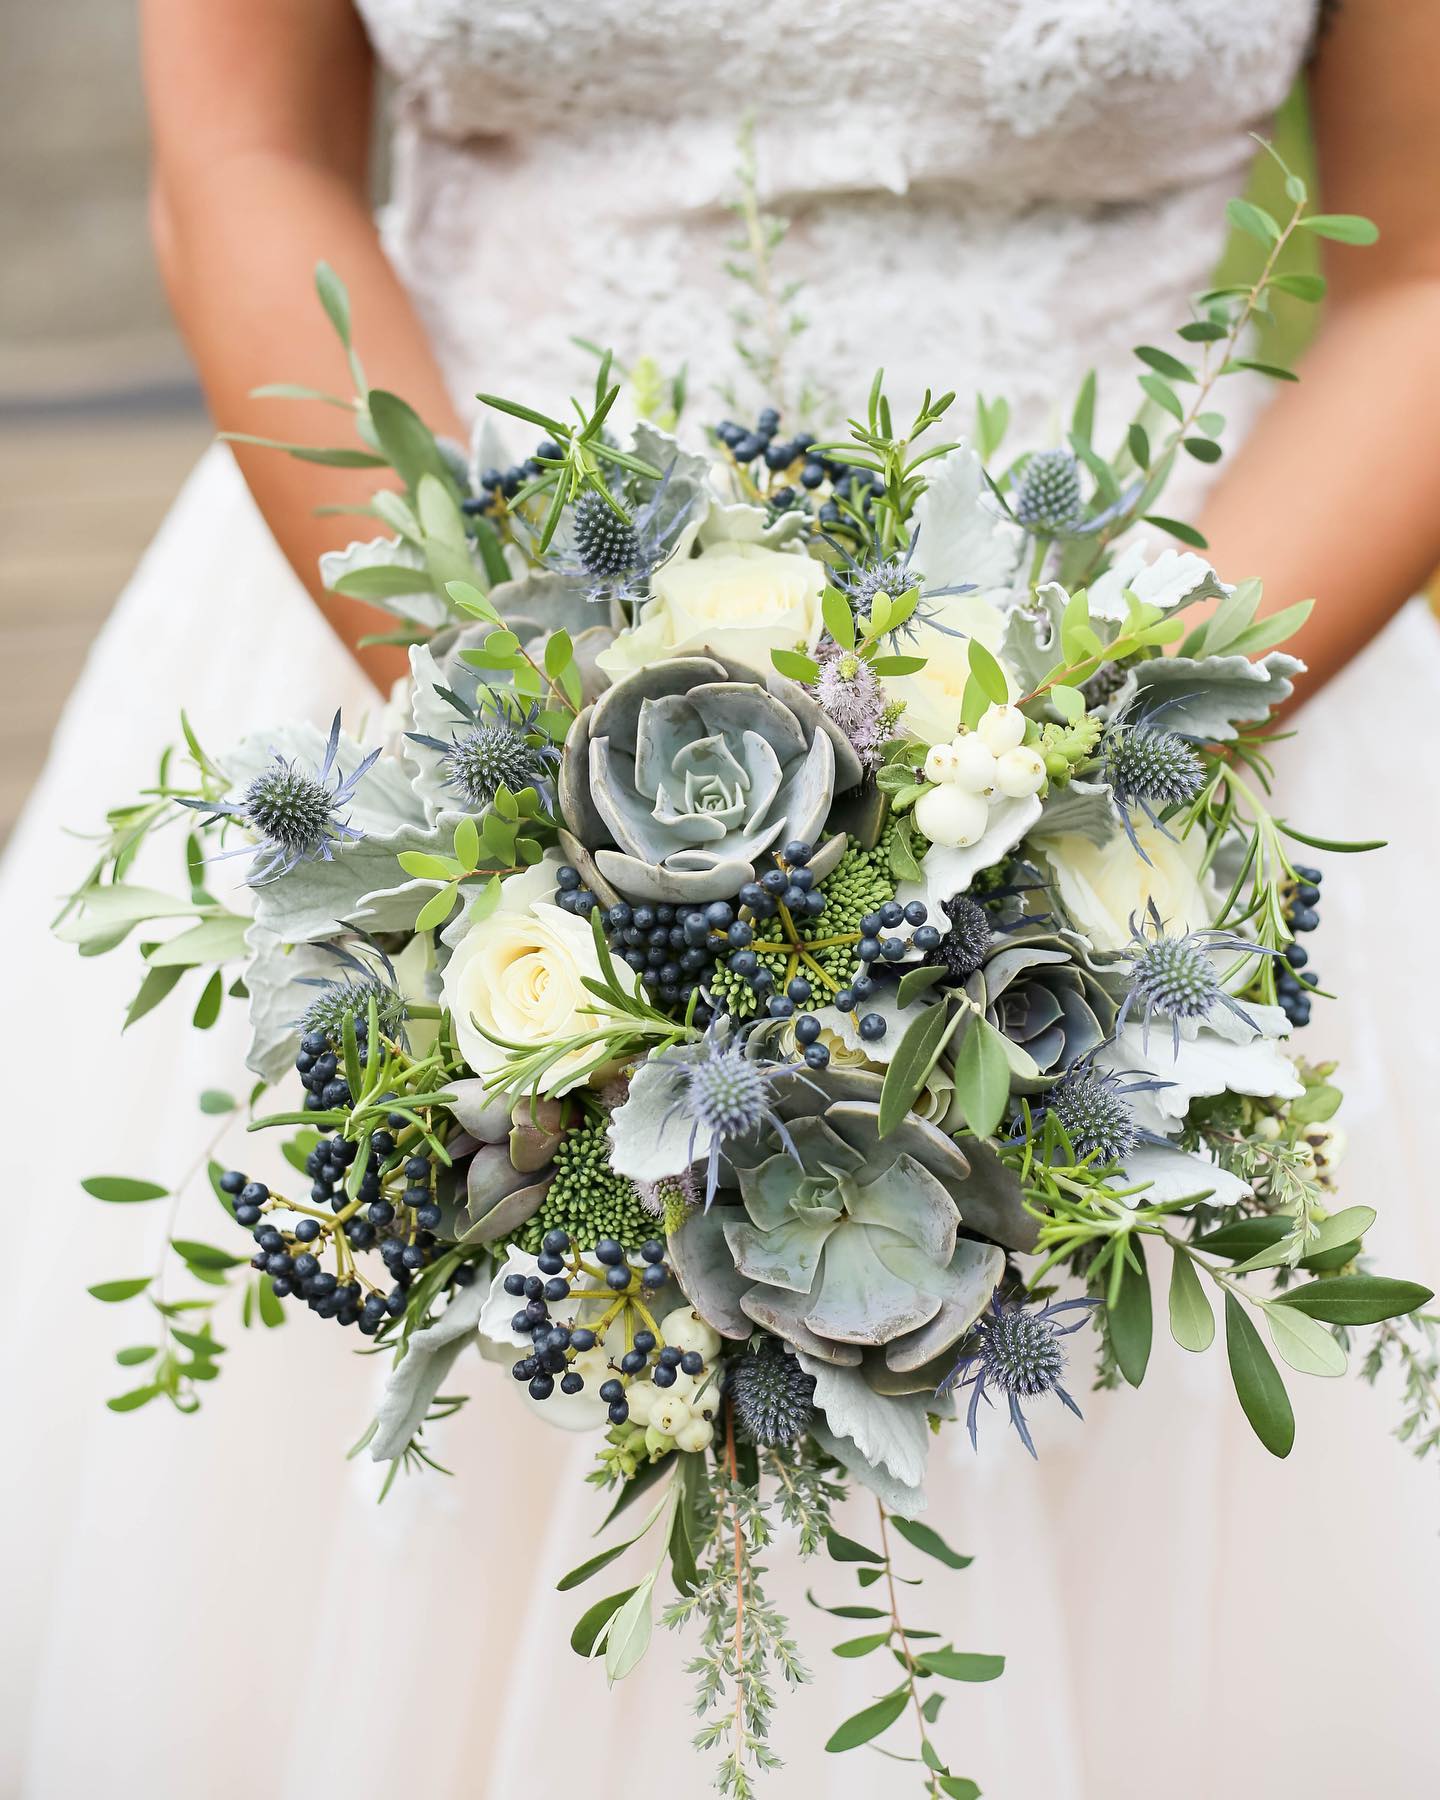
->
[1039,819,1218,953]
[596,540,824,677]
[442,855,631,1095]
[883,602,1013,748]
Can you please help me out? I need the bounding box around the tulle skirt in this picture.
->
[4,447,1438,1798]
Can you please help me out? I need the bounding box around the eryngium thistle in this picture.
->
[300,975,405,1046]
[572,489,640,578]
[939,1295,1094,1457]
[1041,1065,1139,1164]
[442,722,549,810]
[1014,450,1083,535]
[925,893,993,980]
[1117,903,1272,1051]
[728,1342,817,1446]
[1101,723,1205,811]
[185,711,379,883]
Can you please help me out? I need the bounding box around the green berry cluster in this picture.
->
[517,1119,653,1254]
[709,833,898,1019]
[1039,713,1103,784]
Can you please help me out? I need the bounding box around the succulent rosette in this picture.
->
[558,653,863,903]
[668,1066,1032,1389]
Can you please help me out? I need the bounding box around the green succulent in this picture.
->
[669,1067,1032,1392]
[963,926,1127,1091]
[558,653,863,904]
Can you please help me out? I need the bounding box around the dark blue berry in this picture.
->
[858,1013,887,1041]
[804,1043,831,1069]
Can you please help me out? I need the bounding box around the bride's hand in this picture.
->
[1195,0,1440,704]
[142,0,466,691]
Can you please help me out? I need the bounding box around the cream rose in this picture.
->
[595,540,824,678]
[883,601,1013,748]
[442,857,631,1095]
[1039,819,1218,953]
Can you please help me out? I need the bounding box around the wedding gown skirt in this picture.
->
[4,444,1439,1798]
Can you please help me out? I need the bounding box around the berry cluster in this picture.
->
[704,839,940,1055]
[1277,862,1323,1029]
[712,407,883,528]
[295,1025,354,1113]
[220,1121,465,1336]
[463,438,561,516]
[505,1230,688,1420]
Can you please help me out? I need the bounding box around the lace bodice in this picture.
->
[357,0,1317,468]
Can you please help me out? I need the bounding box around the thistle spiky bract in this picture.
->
[1101,722,1205,811]
[1042,1064,1140,1164]
[572,488,641,577]
[728,1342,816,1446]
[1014,449,1083,534]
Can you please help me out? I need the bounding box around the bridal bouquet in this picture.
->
[62,165,1433,1794]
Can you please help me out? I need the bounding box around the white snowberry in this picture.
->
[625,1381,659,1426]
[914,782,991,848]
[977,705,1026,754]
[675,1417,715,1453]
[651,1395,693,1437]
[994,745,1047,797]
[659,1307,722,1359]
[949,734,1001,795]
[924,742,963,784]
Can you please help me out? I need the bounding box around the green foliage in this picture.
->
[517,1118,653,1254]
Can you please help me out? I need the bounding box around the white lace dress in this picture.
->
[5,4,1439,1795]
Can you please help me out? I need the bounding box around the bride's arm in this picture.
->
[1195,0,1440,700]
[142,0,464,689]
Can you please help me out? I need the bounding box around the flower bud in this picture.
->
[994,746,1047,798]
[977,704,1026,754]
[914,782,991,848]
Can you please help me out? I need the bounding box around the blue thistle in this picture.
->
[664,1026,802,1207]
[824,522,975,640]
[186,712,379,884]
[1014,450,1084,535]
[1100,717,1206,861]
[1117,902,1274,1053]
[295,940,406,1047]
[299,974,405,1046]
[727,1342,816,1446]
[1033,1060,1170,1165]
[409,688,558,812]
[546,459,701,604]
[939,1293,1095,1457]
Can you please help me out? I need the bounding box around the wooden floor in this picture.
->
[0,409,211,845]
